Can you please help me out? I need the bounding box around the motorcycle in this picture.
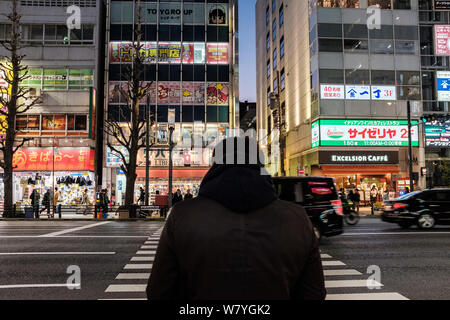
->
[339,194,360,226]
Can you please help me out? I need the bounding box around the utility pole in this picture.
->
[407,100,414,193]
[168,108,175,209]
[145,94,150,206]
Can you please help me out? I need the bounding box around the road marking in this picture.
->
[136,250,156,255]
[0,283,80,289]
[324,269,362,276]
[148,237,160,240]
[124,264,153,270]
[141,245,157,249]
[144,241,159,244]
[116,273,150,280]
[325,280,382,288]
[0,236,149,239]
[38,221,112,237]
[98,298,147,300]
[131,256,154,262]
[341,231,450,236]
[0,252,115,255]
[326,292,409,300]
[321,254,332,259]
[105,284,147,293]
[322,260,346,266]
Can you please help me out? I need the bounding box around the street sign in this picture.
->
[345,85,371,100]
[371,86,396,101]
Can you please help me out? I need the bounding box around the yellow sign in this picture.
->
[0,63,11,136]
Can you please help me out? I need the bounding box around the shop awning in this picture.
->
[321,165,400,175]
[136,168,210,179]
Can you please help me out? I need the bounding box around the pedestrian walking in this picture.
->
[81,189,90,215]
[30,189,40,219]
[353,188,361,214]
[53,187,60,218]
[172,189,183,204]
[382,189,390,203]
[184,189,193,200]
[41,189,51,218]
[147,136,326,300]
[138,187,145,205]
[101,189,110,216]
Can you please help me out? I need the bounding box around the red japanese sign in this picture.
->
[434,25,450,56]
[13,148,95,171]
[206,43,229,64]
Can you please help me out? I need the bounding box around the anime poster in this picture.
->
[207,3,228,25]
[158,82,181,104]
[182,43,194,64]
[182,82,205,105]
[110,42,133,63]
[182,43,206,64]
[206,83,229,105]
[108,82,128,104]
[206,43,229,64]
[158,43,181,64]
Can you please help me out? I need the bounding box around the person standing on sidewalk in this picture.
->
[353,188,361,214]
[147,136,326,300]
[81,189,90,215]
[53,187,60,218]
[40,189,51,218]
[30,189,40,219]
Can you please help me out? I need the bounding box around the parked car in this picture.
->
[382,189,450,229]
[272,177,344,239]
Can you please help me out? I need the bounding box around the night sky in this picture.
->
[239,0,257,102]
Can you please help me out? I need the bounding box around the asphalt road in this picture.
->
[320,218,450,300]
[0,218,448,300]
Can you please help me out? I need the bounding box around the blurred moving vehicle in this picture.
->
[339,194,360,226]
[272,177,344,239]
[381,189,450,229]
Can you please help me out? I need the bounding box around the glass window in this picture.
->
[345,69,370,84]
[369,25,393,39]
[273,49,277,70]
[397,71,420,86]
[267,60,271,78]
[344,39,368,52]
[272,0,276,12]
[398,86,421,100]
[194,106,205,122]
[372,70,395,84]
[368,0,392,9]
[273,19,277,40]
[207,105,218,122]
[273,77,278,92]
[318,23,342,38]
[319,69,344,84]
[280,37,285,58]
[31,25,43,41]
[218,106,229,123]
[281,69,285,91]
[56,25,68,44]
[395,26,418,40]
[279,4,284,27]
[370,39,394,54]
[267,33,270,51]
[343,24,368,39]
[182,106,194,123]
[393,0,411,9]
[395,40,418,55]
[44,25,56,41]
[266,6,270,25]
[319,38,343,52]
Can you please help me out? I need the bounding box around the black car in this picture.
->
[272,177,344,239]
[382,189,450,229]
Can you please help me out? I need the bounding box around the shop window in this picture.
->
[159,65,181,82]
[110,24,122,41]
[345,69,370,85]
[207,105,218,122]
[398,86,421,100]
[318,23,342,38]
[194,106,206,122]
[182,106,194,122]
[372,70,396,85]
[207,65,229,82]
[109,64,121,81]
[67,115,88,131]
[343,24,368,39]
[318,38,343,52]
[319,69,344,84]
[15,115,39,131]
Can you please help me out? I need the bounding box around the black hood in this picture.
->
[198,164,278,213]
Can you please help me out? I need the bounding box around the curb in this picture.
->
[0,218,166,222]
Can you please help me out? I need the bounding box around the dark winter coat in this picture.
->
[146,164,326,300]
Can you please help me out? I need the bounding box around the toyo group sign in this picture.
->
[311,119,419,147]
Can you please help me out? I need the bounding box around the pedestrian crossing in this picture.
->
[100,227,409,300]
[320,253,409,300]
[100,226,164,300]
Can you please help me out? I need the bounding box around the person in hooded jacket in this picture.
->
[146,136,326,300]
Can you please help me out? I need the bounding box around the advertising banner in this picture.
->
[108,81,157,104]
[207,3,229,25]
[434,0,450,9]
[206,83,229,105]
[182,43,206,64]
[41,115,66,131]
[371,86,396,100]
[13,148,95,171]
[320,84,345,99]
[425,118,450,148]
[437,71,450,101]
[110,42,182,64]
[319,151,399,165]
[311,121,320,148]
[434,25,450,56]
[183,3,206,24]
[317,119,419,147]
[206,43,229,64]
[182,82,205,105]
[106,146,129,168]
[158,82,181,104]
[345,85,371,100]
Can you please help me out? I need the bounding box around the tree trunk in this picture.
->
[124,150,138,207]
[3,151,13,217]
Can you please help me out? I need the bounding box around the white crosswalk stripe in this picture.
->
[101,226,164,300]
[320,252,409,300]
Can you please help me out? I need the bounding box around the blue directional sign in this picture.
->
[437,71,450,101]
[345,85,371,100]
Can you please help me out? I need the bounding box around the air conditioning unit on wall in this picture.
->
[28,88,44,104]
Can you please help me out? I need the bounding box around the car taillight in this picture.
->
[393,203,409,209]
[331,200,343,216]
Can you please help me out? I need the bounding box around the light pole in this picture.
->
[145,94,150,206]
[168,108,175,209]
[407,92,416,193]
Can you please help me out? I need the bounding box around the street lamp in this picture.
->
[407,89,418,193]
[145,94,150,206]
[168,108,175,209]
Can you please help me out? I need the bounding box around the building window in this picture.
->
[393,0,411,9]
[267,60,271,78]
[345,69,370,85]
[371,70,395,85]
[369,40,394,54]
[280,68,285,91]
[368,0,392,9]
[272,0,276,12]
[267,88,271,106]
[279,4,284,27]
[267,32,270,51]
[319,69,344,84]
[272,19,277,41]
[273,77,278,93]
[318,38,343,52]
[280,36,285,58]
[266,6,270,25]
[273,49,277,70]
